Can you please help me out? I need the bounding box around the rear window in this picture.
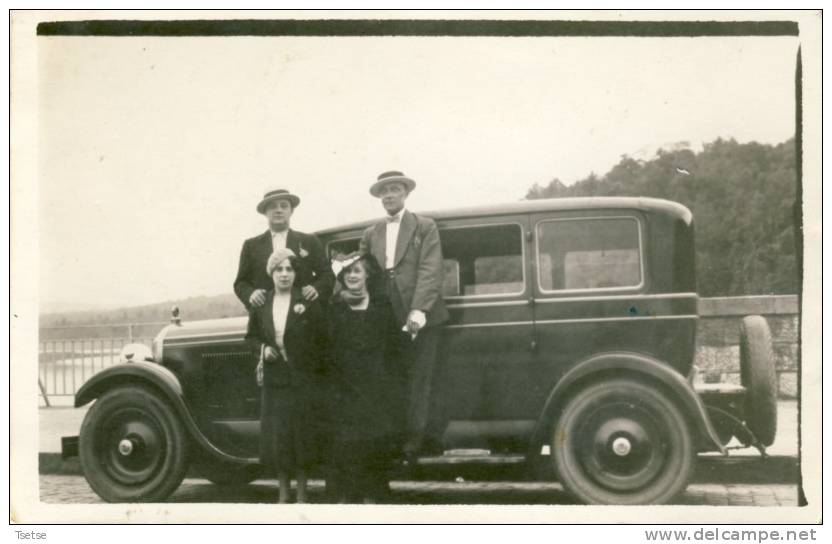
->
[327,238,360,259]
[536,216,643,292]
[440,223,524,298]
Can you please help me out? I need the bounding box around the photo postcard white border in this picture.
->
[9,9,823,524]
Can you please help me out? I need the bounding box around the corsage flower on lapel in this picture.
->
[298,244,309,258]
[293,303,306,315]
[413,234,421,248]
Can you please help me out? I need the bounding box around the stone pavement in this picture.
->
[39,475,798,506]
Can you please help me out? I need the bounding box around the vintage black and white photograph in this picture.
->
[10,10,822,523]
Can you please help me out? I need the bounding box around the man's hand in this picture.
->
[405,309,426,334]
[301,285,319,301]
[264,346,280,362]
[249,289,267,308]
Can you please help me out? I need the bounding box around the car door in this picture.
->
[437,215,537,449]
[530,210,652,392]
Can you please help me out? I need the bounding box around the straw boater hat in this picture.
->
[369,171,416,197]
[256,189,301,214]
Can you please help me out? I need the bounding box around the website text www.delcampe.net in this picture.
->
[645,529,818,543]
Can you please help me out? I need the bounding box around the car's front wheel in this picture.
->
[79,385,189,502]
[552,378,695,505]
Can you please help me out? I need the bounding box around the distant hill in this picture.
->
[40,292,246,330]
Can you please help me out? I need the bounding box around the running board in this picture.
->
[416,451,527,466]
[398,451,535,481]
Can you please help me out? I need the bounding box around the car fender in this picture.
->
[530,351,726,456]
[75,361,256,466]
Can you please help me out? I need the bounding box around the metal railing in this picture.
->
[39,322,168,342]
[38,322,167,405]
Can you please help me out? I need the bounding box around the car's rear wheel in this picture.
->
[552,378,695,505]
[740,315,778,447]
[79,385,189,502]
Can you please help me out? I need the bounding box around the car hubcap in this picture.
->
[98,408,165,486]
[118,438,135,456]
[577,401,668,492]
[612,437,632,457]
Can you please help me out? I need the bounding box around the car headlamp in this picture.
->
[119,343,153,364]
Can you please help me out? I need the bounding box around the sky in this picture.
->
[37,34,798,313]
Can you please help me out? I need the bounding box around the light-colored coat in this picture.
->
[359,210,449,327]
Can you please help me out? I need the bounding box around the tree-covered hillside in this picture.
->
[525,138,799,297]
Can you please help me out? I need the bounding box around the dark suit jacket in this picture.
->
[359,210,449,327]
[244,288,327,388]
[234,229,333,310]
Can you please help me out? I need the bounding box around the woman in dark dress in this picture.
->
[328,253,405,503]
[246,248,327,503]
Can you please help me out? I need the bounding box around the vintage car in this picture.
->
[62,197,777,505]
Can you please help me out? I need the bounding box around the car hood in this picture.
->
[161,316,249,346]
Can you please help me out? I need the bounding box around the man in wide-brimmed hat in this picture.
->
[234,189,333,310]
[359,171,449,463]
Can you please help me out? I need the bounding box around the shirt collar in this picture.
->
[270,228,289,237]
[387,208,406,223]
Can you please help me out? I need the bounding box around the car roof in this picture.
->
[315,196,692,236]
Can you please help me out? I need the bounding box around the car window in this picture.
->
[442,259,461,296]
[537,216,643,292]
[439,223,525,298]
[327,238,360,260]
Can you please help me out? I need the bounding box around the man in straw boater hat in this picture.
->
[359,171,449,465]
[234,188,333,310]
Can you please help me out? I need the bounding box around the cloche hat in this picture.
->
[266,248,297,275]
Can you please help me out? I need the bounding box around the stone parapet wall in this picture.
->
[695,295,799,398]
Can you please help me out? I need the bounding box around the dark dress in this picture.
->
[328,294,404,499]
[245,288,327,473]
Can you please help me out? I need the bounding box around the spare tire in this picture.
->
[739,315,778,447]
